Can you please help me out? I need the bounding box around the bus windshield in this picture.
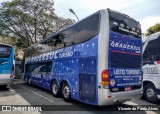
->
[0,45,12,58]
[109,11,141,38]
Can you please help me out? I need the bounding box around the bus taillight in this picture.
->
[102,69,109,85]
[10,65,15,78]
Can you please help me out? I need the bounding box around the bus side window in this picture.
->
[53,27,75,49]
[39,65,46,74]
[53,34,65,49]
[38,62,52,74]
[46,62,52,73]
[75,13,99,44]
[143,37,160,64]
[62,27,75,47]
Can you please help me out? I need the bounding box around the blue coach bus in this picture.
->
[23,9,143,105]
[0,43,15,87]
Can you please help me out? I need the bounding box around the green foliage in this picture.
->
[146,23,160,36]
[0,0,74,49]
[15,38,26,48]
[0,36,15,45]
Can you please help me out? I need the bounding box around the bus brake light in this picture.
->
[102,69,109,85]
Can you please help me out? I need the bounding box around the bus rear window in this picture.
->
[0,45,12,58]
[110,52,141,68]
[109,11,141,38]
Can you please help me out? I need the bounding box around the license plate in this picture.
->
[125,87,131,91]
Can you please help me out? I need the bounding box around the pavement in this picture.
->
[0,79,159,114]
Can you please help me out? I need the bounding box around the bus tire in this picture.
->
[62,82,71,102]
[144,83,158,103]
[51,81,60,97]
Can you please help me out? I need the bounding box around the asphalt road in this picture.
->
[0,79,160,114]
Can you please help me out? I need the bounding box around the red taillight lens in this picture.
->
[10,65,15,78]
[102,69,109,85]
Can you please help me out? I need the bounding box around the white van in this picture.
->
[143,31,160,103]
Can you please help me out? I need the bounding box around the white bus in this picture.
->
[143,31,160,103]
[0,43,15,87]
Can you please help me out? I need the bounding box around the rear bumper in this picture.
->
[98,85,143,105]
[0,74,14,85]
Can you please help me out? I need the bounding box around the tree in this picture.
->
[146,23,160,36]
[0,36,23,58]
[0,36,15,45]
[0,0,74,48]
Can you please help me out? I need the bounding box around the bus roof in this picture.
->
[42,9,139,42]
[143,31,160,43]
[107,9,139,24]
[0,43,14,48]
[27,9,140,50]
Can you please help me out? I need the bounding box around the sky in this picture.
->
[53,0,160,33]
[0,0,160,33]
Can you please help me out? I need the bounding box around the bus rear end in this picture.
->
[0,44,15,87]
[98,10,143,105]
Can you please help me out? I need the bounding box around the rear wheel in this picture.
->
[62,82,71,102]
[144,83,158,103]
[51,81,60,97]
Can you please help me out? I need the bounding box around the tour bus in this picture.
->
[0,43,15,87]
[23,9,143,105]
[143,31,160,103]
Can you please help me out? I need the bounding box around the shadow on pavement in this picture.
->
[10,79,151,114]
[0,86,9,91]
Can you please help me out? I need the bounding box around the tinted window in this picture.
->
[39,62,52,73]
[33,65,42,74]
[39,65,46,73]
[26,27,75,57]
[27,62,52,74]
[51,27,75,49]
[61,27,75,47]
[75,13,99,43]
[26,64,39,73]
[0,45,12,58]
[109,11,141,38]
[26,13,100,57]
[143,35,160,64]
[111,52,141,68]
[46,63,52,73]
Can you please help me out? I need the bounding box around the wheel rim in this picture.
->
[63,85,70,99]
[146,88,155,98]
[52,83,58,95]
